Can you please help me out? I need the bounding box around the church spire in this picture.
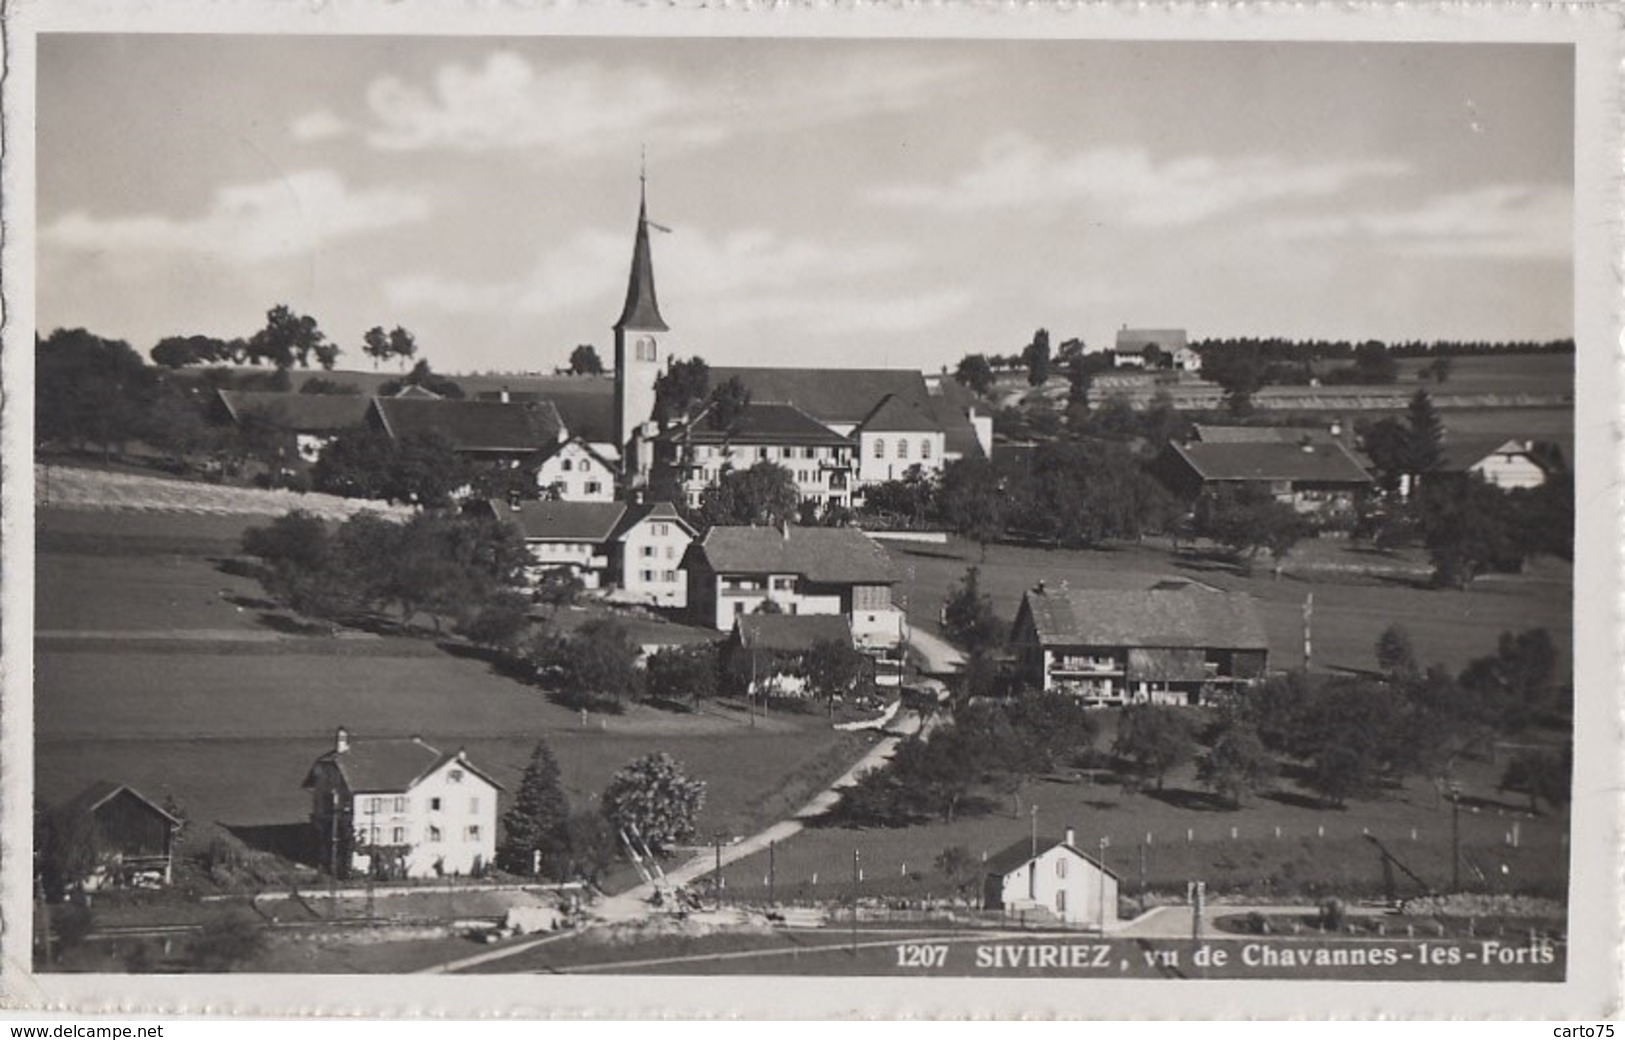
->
[615,169,668,333]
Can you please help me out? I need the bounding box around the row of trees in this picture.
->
[498,743,706,882]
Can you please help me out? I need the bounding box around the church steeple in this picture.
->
[615,173,668,333]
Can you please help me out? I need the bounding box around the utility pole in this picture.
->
[768,840,776,906]
[1450,782,1462,893]
[1139,841,1148,915]
[1303,592,1314,673]
[1098,837,1109,936]
[851,848,860,956]
[1030,804,1038,860]
[713,834,723,910]
[328,789,340,919]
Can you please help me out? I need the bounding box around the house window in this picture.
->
[586,481,603,495]
[1057,858,1068,879]
[922,440,932,459]
[653,523,668,536]
[430,797,442,811]
[643,546,657,558]
[449,769,464,783]
[772,577,794,591]
[392,827,406,844]
[561,458,574,472]
[663,570,678,582]
[759,447,770,460]
[898,440,910,459]
[428,825,442,843]
[393,796,407,813]
[367,797,382,815]
[734,602,746,616]
[664,546,675,559]
[466,825,482,842]
[642,569,656,582]
[805,447,817,459]
[1056,890,1067,914]
[873,438,885,458]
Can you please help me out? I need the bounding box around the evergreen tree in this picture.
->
[1404,389,1444,477]
[499,741,571,877]
[1024,328,1052,386]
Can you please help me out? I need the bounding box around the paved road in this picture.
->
[906,627,965,673]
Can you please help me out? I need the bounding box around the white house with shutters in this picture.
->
[303,729,502,880]
[982,828,1120,929]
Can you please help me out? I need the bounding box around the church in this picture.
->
[606,180,992,509]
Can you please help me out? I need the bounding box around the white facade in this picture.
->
[1172,346,1202,373]
[617,515,693,607]
[348,758,498,878]
[534,440,616,501]
[678,442,854,510]
[524,540,609,589]
[1470,441,1549,490]
[856,430,945,485]
[991,837,1119,928]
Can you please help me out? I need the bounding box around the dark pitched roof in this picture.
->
[303,737,501,795]
[493,499,628,542]
[1438,437,1567,474]
[1191,425,1343,446]
[391,384,444,400]
[615,193,668,332]
[922,383,987,460]
[1168,440,1372,485]
[545,393,617,447]
[609,500,696,542]
[697,526,898,584]
[657,402,849,446]
[371,398,563,452]
[983,835,1120,879]
[710,367,932,426]
[1019,586,1269,650]
[1114,328,1189,354]
[858,393,937,434]
[56,781,181,826]
[735,613,853,653]
[216,390,371,432]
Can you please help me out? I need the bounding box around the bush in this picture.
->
[1317,897,1347,931]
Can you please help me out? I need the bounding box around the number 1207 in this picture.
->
[896,944,949,968]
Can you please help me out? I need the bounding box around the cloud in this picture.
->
[41,169,429,263]
[357,49,973,155]
[290,109,349,142]
[1265,184,1571,260]
[382,222,947,336]
[868,137,1410,227]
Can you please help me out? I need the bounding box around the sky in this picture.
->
[35,35,1574,375]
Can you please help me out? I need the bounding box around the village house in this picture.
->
[473,499,629,590]
[853,393,947,486]
[1009,582,1269,706]
[1112,327,1196,372]
[1441,437,1565,490]
[303,728,501,880]
[213,389,372,466]
[651,402,856,512]
[529,436,618,502]
[51,781,182,890]
[685,524,904,649]
[727,613,856,700]
[367,396,565,472]
[983,828,1120,929]
[1152,426,1373,518]
[606,499,697,608]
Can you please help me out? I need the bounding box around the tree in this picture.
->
[654,356,710,424]
[385,432,470,507]
[311,427,396,500]
[1351,340,1398,384]
[249,304,335,370]
[1024,328,1052,386]
[1417,476,1516,588]
[1197,716,1274,808]
[942,566,1003,654]
[499,741,571,877]
[562,810,618,885]
[934,845,979,904]
[1066,351,1112,408]
[1111,705,1197,792]
[569,344,605,376]
[362,326,393,370]
[241,511,357,621]
[699,462,798,528]
[188,913,268,972]
[600,753,706,856]
[1374,624,1420,684]
[1458,628,1559,732]
[1498,748,1570,813]
[1403,389,1444,477]
[705,375,752,433]
[954,354,996,396]
[554,618,645,709]
[456,589,533,652]
[534,566,585,615]
[36,328,158,455]
[644,643,719,709]
[1358,417,1412,494]
[1192,484,1308,575]
[1204,344,1264,416]
[803,638,870,711]
[938,458,1007,558]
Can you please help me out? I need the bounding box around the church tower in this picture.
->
[613,174,668,472]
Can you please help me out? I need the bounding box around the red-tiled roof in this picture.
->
[1168,440,1372,484]
[493,499,628,542]
[735,613,853,652]
[658,402,849,446]
[1019,586,1268,650]
[304,737,501,794]
[217,390,371,432]
[697,526,897,584]
[371,398,563,452]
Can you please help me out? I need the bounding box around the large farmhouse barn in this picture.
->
[1152,425,1373,517]
[1010,583,1269,706]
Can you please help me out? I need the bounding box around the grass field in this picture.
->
[34,507,872,858]
[889,535,1572,679]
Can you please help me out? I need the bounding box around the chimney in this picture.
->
[507,489,523,511]
[1035,579,1047,594]
[335,727,350,754]
[1065,827,1075,848]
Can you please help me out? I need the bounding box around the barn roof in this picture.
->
[371,398,563,453]
[1018,586,1269,651]
[493,499,628,542]
[1191,424,1343,445]
[735,613,854,653]
[983,835,1120,879]
[1114,328,1189,354]
[710,366,932,426]
[697,526,897,584]
[1167,439,1372,485]
[304,737,501,794]
[56,781,182,826]
[216,390,371,432]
